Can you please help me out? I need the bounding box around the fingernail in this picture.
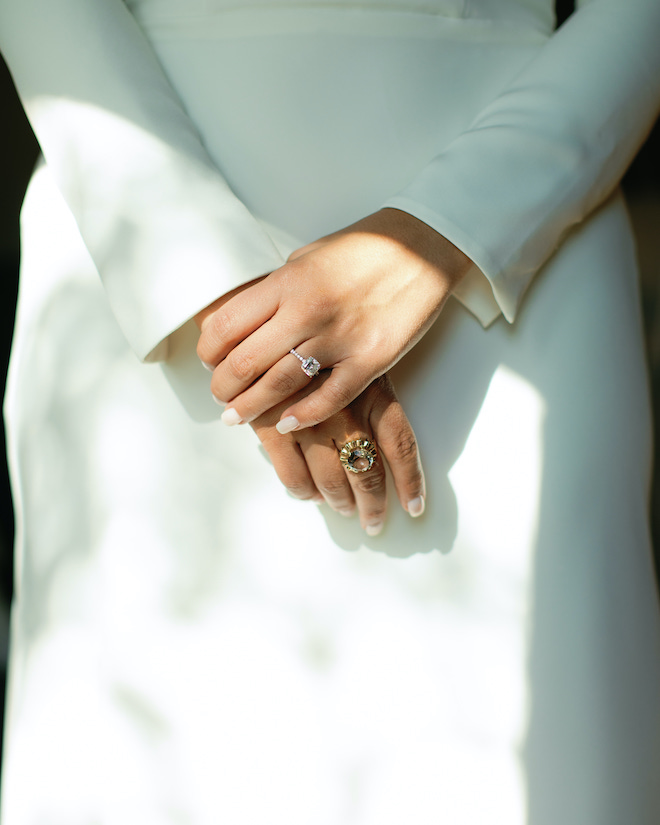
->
[221,407,243,426]
[312,496,325,505]
[365,522,384,537]
[201,361,214,372]
[407,496,425,518]
[338,508,355,517]
[276,415,299,435]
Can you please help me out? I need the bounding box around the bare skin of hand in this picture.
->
[250,373,426,535]
[195,289,426,533]
[196,207,471,433]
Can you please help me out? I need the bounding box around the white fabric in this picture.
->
[0,0,287,361]
[2,0,659,355]
[387,0,660,321]
[1,2,660,823]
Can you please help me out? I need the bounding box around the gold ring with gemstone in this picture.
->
[339,439,378,473]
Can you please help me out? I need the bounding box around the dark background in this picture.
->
[0,0,658,767]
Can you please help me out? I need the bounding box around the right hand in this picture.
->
[197,209,471,433]
[249,372,426,536]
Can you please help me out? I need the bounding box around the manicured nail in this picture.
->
[276,415,299,435]
[201,361,214,372]
[221,407,243,426]
[338,508,355,517]
[407,496,425,518]
[365,522,384,537]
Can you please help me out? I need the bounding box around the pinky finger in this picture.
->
[276,366,371,434]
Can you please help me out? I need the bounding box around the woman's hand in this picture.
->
[194,273,426,533]
[196,208,471,433]
[249,373,426,536]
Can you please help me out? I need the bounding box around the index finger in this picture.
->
[196,275,280,367]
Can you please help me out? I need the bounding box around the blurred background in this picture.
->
[0,0,658,773]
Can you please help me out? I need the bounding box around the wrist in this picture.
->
[369,208,472,288]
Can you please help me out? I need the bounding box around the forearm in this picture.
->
[385,0,660,322]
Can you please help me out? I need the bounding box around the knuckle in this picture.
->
[355,469,386,495]
[210,307,236,342]
[198,310,233,360]
[285,480,314,500]
[317,478,350,498]
[362,504,387,524]
[390,432,419,463]
[374,373,395,395]
[296,382,357,428]
[227,350,258,384]
[269,369,299,398]
[321,381,355,412]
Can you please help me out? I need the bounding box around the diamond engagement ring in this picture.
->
[339,439,378,473]
[290,348,321,378]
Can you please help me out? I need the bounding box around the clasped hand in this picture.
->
[195,208,471,533]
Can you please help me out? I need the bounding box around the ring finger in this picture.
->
[338,434,388,536]
[299,428,387,536]
[214,338,335,422]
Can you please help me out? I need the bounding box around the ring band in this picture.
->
[339,439,378,473]
[290,348,321,378]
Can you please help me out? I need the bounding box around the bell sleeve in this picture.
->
[0,0,285,361]
[384,0,660,326]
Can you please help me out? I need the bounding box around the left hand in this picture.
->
[250,372,426,536]
[196,208,471,433]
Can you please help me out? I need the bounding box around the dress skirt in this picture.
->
[2,5,660,824]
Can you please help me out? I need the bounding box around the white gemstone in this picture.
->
[301,356,320,377]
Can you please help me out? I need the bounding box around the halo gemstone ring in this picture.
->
[339,439,378,473]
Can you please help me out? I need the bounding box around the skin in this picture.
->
[249,373,426,536]
[195,283,426,535]
[195,207,471,534]
[197,208,471,428]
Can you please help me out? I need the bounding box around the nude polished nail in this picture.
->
[221,407,243,426]
[276,416,299,435]
[407,496,425,517]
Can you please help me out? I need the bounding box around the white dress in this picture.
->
[1,1,660,823]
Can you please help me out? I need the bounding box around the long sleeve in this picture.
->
[384,0,660,326]
[0,0,285,361]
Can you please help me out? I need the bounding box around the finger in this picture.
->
[193,275,270,333]
[275,363,373,433]
[211,327,330,406]
[218,337,336,421]
[297,432,356,518]
[217,357,321,425]
[368,376,426,518]
[337,433,388,536]
[196,276,280,367]
[252,424,323,504]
